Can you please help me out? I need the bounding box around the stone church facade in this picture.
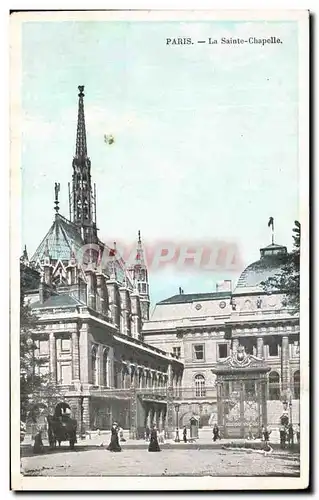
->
[21,86,183,438]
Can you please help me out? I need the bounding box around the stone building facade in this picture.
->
[143,243,300,433]
[21,86,183,438]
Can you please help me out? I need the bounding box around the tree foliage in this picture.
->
[262,221,300,313]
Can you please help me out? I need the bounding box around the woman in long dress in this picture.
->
[107,423,122,452]
[148,424,161,452]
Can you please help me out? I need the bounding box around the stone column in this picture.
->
[281,336,290,395]
[49,331,57,382]
[166,363,174,438]
[129,386,137,439]
[72,330,80,382]
[257,337,264,359]
[82,396,90,433]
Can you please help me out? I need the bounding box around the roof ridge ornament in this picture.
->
[54,182,60,213]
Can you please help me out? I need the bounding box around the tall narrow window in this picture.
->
[172,346,181,358]
[268,371,280,400]
[293,370,300,399]
[193,344,205,361]
[269,341,279,357]
[92,346,97,385]
[194,374,206,397]
[102,349,108,387]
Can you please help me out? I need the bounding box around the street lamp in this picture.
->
[174,403,180,442]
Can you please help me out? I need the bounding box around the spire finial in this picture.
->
[54,182,60,213]
[138,230,141,244]
[75,85,87,157]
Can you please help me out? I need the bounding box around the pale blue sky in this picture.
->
[21,20,299,305]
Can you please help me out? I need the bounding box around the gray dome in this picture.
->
[236,244,288,290]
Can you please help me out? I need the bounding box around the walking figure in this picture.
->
[279,425,286,449]
[183,425,187,443]
[107,422,122,452]
[288,424,294,447]
[296,424,300,444]
[262,425,271,444]
[33,431,44,454]
[212,423,219,442]
[148,424,161,452]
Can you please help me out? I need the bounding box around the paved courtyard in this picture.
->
[21,447,300,477]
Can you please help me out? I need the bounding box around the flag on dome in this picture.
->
[268,217,274,229]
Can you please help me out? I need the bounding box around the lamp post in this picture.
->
[174,403,180,442]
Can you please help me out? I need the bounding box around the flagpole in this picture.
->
[272,220,274,245]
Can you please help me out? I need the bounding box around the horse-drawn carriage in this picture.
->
[47,402,77,450]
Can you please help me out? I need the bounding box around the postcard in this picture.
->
[10,9,309,491]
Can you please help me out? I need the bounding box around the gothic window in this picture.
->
[91,346,98,385]
[293,370,300,399]
[193,344,205,361]
[268,371,280,400]
[102,349,109,387]
[195,374,206,397]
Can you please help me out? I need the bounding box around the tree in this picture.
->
[262,221,300,313]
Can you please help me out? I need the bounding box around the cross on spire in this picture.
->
[75,85,87,157]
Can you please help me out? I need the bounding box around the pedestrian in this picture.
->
[296,423,300,444]
[262,426,270,444]
[182,425,187,443]
[145,425,150,442]
[107,422,122,452]
[279,425,286,449]
[33,431,44,454]
[212,423,219,442]
[148,424,161,452]
[158,428,165,444]
[288,424,294,447]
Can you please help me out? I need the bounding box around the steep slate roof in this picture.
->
[31,293,85,309]
[158,291,231,305]
[31,214,84,263]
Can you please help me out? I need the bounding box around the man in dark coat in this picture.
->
[212,423,219,442]
[183,426,187,443]
[279,425,286,449]
[148,424,161,452]
[288,424,294,447]
[107,422,122,452]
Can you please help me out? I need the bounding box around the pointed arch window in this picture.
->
[194,374,206,397]
[91,346,98,385]
[102,349,109,387]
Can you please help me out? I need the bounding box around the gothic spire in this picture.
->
[75,86,87,157]
[135,230,145,266]
[70,86,97,243]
